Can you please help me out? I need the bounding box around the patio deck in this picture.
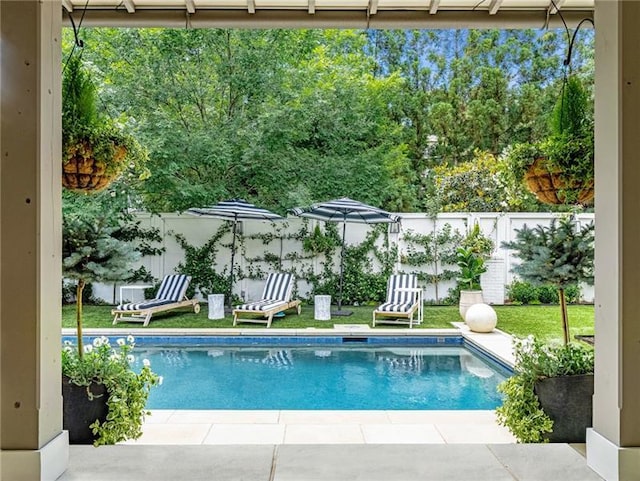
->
[58,325,602,480]
[60,443,602,481]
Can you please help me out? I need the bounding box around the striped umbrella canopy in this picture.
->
[291,197,400,314]
[187,199,283,308]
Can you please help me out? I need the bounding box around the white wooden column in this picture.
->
[588,1,640,480]
[0,1,67,480]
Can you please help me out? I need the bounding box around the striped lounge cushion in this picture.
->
[378,274,418,313]
[376,301,416,313]
[155,274,191,301]
[117,274,191,310]
[386,274,417,303]
[236,299,288,312]
[261,273,294,301]
[235,273,294,312]
[117,299,177,311]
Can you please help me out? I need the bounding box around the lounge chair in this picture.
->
[233,272,301,328]
[372,274,421,328]
[112,274,200,326]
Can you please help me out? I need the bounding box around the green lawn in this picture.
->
[62,303,594,343]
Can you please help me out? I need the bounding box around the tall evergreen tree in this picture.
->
[501,217,594,344]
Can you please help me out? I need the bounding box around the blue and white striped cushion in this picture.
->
[376,301,415,313]
[116,274,191,310]
[117,299,177,311]
[261,273,294,302]
[386,274,417,305]
[155,274,191,301]
[236,300,288,312]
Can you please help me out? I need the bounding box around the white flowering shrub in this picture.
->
[62,336,159,446]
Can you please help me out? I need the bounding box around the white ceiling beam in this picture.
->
[549,0,566,15]
[309,0,315,14]
[247,0,256,14]
[488,0,503,15]
[368,0,378,15]
[123,0,136,13]
[429,0,440,15]
[186,0,196,14]
[62,0,74,12]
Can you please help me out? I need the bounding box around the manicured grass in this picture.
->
[62,302,594,343]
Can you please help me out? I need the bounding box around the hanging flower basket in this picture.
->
[62,140,127,193]
[62,56,146,194]
[524,158,594,206]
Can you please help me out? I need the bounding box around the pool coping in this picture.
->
[62,324,515,368]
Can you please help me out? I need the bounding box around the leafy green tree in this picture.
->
[62,202,140,357]
[65,27,594,214]
[501,217,594,344]
[431,151,541,212]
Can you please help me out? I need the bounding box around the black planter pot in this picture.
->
[62,375,109,444]
[534,373,594,443]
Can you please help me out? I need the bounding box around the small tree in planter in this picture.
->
[501,216,594,344]
[498,216,595,443]
[62,203,159,445]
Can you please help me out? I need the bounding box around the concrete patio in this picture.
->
[60,443,603,481]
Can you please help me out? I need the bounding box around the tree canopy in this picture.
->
[63,27,593,214]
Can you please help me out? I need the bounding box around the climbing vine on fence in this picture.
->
[172,225,230,298]
[401,223,464,304]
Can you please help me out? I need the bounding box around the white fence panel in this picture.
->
[89,211,595,305]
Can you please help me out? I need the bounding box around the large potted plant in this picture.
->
[508,74,594,206]
[62,200,159,445]
[455,247,487,320]
[456,223,493,320]
[62,55,147,193]
[496,337,594,443]
[498,216,595,443]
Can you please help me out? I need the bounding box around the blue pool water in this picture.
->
[132,345,508,410]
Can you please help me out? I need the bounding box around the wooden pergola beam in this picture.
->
[429,0,440,15]
[62,0,73,13]
[248,0,256,14]
[368,0,378,16]
[123,0,136,13]
[489,0,503,16]
[549,0,566,15]
[309,0,315,15]
[186,0,196,14]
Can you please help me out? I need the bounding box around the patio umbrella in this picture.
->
[187,199,283,309]
[291,197,400,315]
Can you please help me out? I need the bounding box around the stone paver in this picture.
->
[59,445,274,481]
[488,444,604,481]
[273,444,516,481]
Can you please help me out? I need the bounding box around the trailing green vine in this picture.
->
[401,223,463,303]
[172,225,230,297]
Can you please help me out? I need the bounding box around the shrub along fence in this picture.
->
[90,212,595,306]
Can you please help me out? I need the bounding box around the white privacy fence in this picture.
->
[91,211,595,305]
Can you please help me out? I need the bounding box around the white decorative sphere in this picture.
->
[464,303,497,333]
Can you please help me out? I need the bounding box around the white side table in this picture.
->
[208,294,225,320]
[396,287,423,324]
[119,284,153,304]
[314,295,332,321]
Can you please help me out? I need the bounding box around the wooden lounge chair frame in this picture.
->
[233,273,301,328]
[112,275,200,327]
[372,274,421,329]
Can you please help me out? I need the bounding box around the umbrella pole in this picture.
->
[338,221,346,311]
[229,219,237,310]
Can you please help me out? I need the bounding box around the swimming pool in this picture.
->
[121,337,510,410]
